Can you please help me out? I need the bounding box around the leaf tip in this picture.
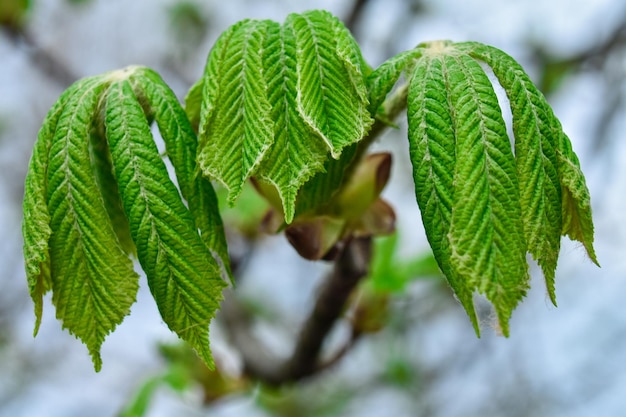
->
[585,244,600,267]
[89,348,104,372]
[33,319,42,338]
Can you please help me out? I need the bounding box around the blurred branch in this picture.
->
[345,0,370,33]
[1,26,77,87]
[221,237,372,386]
[532,8,626,154]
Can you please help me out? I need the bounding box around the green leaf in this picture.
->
[255,20,329,223]
[407,52,479,333]
[195,12,373,221]
[89,124,135,256]
[184,77,203,132]
[23,82,81,336]
[368,49,420,114]
[444,51,529,335]
[128,67,232,281]
[45,77,139,370]
[104,80,226,369]
[555,125,598,264]
[458,42,562,303]
[287,10,373,158]
[458,41,597,299]
[294,144,358,216]
[197,19,275,205]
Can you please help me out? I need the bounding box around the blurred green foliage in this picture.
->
[257,382,354,417]
[118,343,248,417]
[0,0,30,30]
[65,0,93,6]
[167,1,209,57]
[367,232,442,294]
[217,181,270,238]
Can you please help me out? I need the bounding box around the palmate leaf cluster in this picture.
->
[186,10,373,223]
[369,40,597,333]
[23,66,230,370]
[22,9,597,370]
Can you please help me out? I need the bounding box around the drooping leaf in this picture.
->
[555,125,598,264]
[197,19,275,205]
[368,49,421,115]
[129,67,232,281]
[104,80,225,369]
[89,124,135,256]
[457,42,563,304]
[23,81,82,335]
[287,10,373,158]
[255,20,329,223]
[444,51,529,335]
[45,77,139,370]
[194,11,373,222]
[406,51,479,333]
[184,77,203,132]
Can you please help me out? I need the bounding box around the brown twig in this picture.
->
[220,237,372,386]
[281,237,371,382]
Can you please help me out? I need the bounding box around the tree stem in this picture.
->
[220,237,372,386]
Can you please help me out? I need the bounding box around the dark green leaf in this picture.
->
[129,67,232,281]
[105,80,225,369]
[458,42,563,304]
[46,77,139,370]
[444,51,529,335]
[407,51,479,333]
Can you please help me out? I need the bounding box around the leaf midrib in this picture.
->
[449,54,500,278]
[57,82,104,305]
[301,13,331,137]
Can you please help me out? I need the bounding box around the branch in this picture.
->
[1,26,77,87]
[344,0,370,34]
[220,237,372,386]
[281,236,371,381]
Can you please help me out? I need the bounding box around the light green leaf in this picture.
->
[184,77,203,132]
[287,10,373,158]
[197,19,275,205]
[444,52,529,335]
[334,16,371,108]
[294,144,358,216]
[23,82,83,335]
[368,49,421,115]
[255,20,329,223]
[104,80,225,369]
[458,42,563,304]
[45,77,139,370]
[129,67,232,282]
[407,53,479,333]
[555,125,598,264]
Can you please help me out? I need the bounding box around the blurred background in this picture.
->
[1,0,625,416]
